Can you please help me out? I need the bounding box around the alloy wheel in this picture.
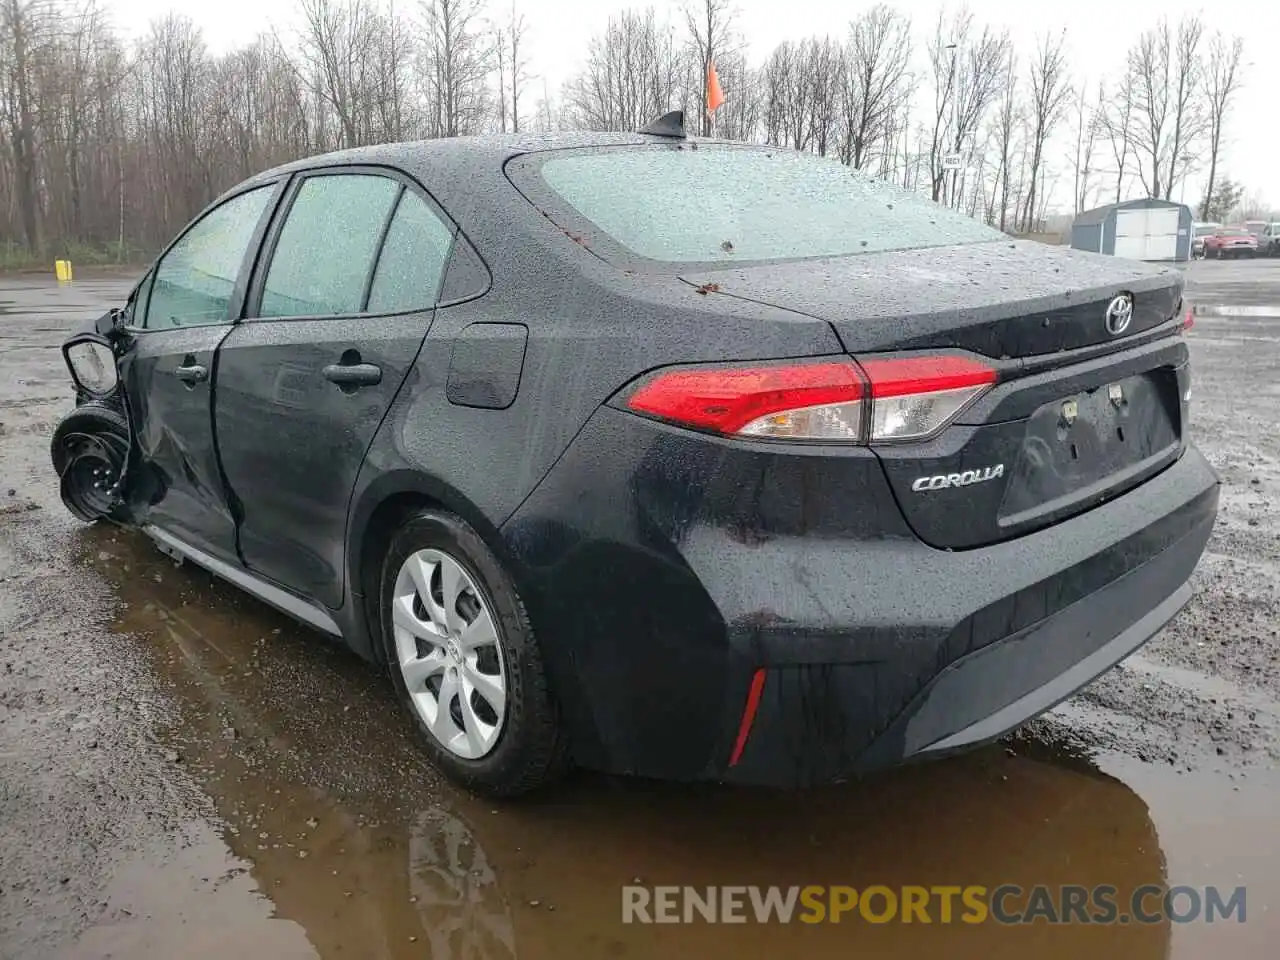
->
[392,548,508,759]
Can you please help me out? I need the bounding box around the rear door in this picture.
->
[120,181,281,561]
[213,167,457,609]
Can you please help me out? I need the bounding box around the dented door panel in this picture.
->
[119,325,238,562]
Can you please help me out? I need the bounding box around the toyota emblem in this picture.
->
[1105,294,1134,335]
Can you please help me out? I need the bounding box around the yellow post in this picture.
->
[54,259,73,282]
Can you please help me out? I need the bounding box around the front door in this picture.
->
[213,169,456,609]
[120,182,280,561]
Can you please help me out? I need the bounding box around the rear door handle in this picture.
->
[175,362,208,384]
[322,362,382,387]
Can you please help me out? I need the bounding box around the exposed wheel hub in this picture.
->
[57,429,129,522]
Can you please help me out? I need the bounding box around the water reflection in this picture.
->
[410,807,516,960]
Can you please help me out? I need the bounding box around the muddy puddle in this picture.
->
[56,523,1277,959]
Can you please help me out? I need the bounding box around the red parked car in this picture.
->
[1203,226,1258,259]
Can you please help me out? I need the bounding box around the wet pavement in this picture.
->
[2,261,1278,958]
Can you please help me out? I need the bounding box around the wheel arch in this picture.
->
[346,470,511,665]
[345,469,593,768]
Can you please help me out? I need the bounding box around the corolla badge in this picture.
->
[1105,293,1134,335]
[911,464,1005,492]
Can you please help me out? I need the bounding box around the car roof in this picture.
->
[242,132,678,220]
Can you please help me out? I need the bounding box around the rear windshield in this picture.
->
[533,146,1003,264]
[1221,228,1249,236]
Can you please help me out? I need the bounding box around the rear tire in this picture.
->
[378,509,568,797]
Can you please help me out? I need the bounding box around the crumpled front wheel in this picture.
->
[50,402,132,523]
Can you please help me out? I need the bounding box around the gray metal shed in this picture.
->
[1070,198,1193,262]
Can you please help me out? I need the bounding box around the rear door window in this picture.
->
[367,191,455,313]
[259,173,400,318]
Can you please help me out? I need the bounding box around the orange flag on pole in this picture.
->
[706,61,725,114]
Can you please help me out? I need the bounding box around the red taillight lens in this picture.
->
[1183,305,1194,330]
[860,355,997,442]
[625,360,865,440]
[623,353,997,444]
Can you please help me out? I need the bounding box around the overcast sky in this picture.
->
[113,0,1277,212]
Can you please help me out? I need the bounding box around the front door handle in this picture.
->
[175,362,208,384]
[322,362,382,387]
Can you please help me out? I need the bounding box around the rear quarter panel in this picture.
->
[345,162,844,610]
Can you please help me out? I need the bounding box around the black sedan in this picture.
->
[52,117,1219,796]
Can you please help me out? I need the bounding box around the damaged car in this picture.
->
[52,114,1220,797]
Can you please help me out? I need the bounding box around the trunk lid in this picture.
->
[679,240,1182,358]
[683,240,1189,550]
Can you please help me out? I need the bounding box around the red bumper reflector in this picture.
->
[728,668,768,767]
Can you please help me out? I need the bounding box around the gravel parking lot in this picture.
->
[1,258,1277,959]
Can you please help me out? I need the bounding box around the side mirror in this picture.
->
[62,334,119,398]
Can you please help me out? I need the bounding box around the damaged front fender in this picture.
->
[50,310,140,524]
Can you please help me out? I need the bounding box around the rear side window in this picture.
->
[259,174,400,318]
[367,191,455,313]
[532,146,1003,264]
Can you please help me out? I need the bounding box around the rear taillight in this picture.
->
[624,360,865,441]
[860,356,997,442]
[1183,305,1194,330]
[622,354,996,443]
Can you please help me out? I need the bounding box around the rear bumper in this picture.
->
[501,406,1220,787]
[717,450,1217,787]
[731,487,1211,784]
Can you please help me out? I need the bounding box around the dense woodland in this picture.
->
[0,0,1259,264]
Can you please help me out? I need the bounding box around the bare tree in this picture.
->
[683,0,736,136]
[987,46,1018,230]
[1200,31,1244,219]
[492,24,506,131]
[1100,82,1134,203]
[760,41,796,147]
[1121,16,1205,200]
[564,7,684,132]
[0,0,1263,263]
[1164,16,1205,198]
[927,7,1009,205]
[506,1,529,132]
[0,0,425,258]
[421,0,491,138]
[1,0,49,250]
[1070,81,1102,214]
[295,0,380,147]
[704,49,757,140]
[1021,29,1070,231]
[805,36,841,156]
[839,4,912,170]
[530,75,555,132]
[760,38,842,153]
